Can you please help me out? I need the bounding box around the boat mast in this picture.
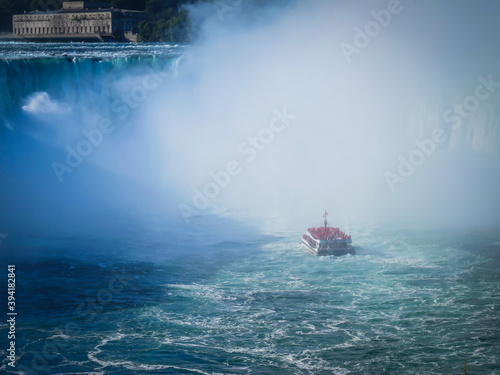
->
[323,210,328,228]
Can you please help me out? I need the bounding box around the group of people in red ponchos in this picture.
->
[307,226,351,241]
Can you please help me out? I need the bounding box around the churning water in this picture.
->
[1,226,499,374]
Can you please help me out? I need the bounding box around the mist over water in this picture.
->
[2,1,500,239]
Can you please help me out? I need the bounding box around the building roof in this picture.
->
[14,8,146,17]
[62,1,109,10]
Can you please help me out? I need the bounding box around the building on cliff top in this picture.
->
[12,1,146,42]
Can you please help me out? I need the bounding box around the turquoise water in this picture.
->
[0,42,184,121]
[0,42,186,60]
[2,228,499,374]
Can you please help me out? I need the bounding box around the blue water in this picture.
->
[0,42,186,60]
[0,43,184,122]
[0,42,499,374]
[1,227,499,374]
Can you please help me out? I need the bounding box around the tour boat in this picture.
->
[302,211,355,256]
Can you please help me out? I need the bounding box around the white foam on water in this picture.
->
[88,332,216,374]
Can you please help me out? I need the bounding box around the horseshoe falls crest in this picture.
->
[1,1,500,374]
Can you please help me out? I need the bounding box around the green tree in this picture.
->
[30,0,60,12]
[0,0,30,31]
[145,0,164,17]
[138,0,204,42]
[110,0,145,11]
